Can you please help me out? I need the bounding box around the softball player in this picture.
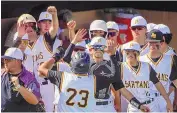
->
[88,19,111,60]
[147,23,157,33]
[56,32,150,112]
[116,16,148,66]
[121,41,173,112]
[13,14,38,74]
[139,29,177,112]
[38,50,97,112]
[154,24,177,106]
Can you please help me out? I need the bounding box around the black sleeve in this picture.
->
[149,65,159,84]
[110,55,124,90]
[116,47,123,62]
[63,43,75,63]
[170,55,177,81]
[47,70,62,87]
[112,79,124,91]
[44,32,57,41]
[170,82,176,88]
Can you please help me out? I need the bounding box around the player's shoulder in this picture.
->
[139,61,150,68]
[163,54,173,59]
[139,54,148,61]
[140,43,148,51]
[62,71,77,80]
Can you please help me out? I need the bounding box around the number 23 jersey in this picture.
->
[58,72,96,112]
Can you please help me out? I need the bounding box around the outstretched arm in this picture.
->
[63,29,87,63]
[48,6,59,39]
[38,46,65,77]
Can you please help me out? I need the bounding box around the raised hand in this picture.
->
[71,29,87,44]
[67,20,76,30]
[17,20,26,37]
[105,39,117,55]
[47,6,57,15]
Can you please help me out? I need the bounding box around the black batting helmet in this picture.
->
[71,51,90,74]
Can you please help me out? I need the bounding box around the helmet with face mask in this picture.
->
[89,20,108,39]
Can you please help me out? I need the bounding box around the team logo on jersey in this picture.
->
[157,73,169,81]
[124,81,149,88]
[100,71,113,78]
[151,33,156,39]
[98,88,107,98]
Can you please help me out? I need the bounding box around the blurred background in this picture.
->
[1,1,177,55]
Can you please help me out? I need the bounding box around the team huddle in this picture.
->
[1,5,177,112]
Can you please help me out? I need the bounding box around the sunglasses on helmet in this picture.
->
[91,45,106,51]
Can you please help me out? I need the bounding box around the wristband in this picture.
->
[130,97,142,109]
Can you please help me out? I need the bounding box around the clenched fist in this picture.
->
[47,6,57,15]
[67,20,76,30]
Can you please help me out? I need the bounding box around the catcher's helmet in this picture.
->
[71,51,90,74]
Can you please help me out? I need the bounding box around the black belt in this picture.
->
[142,98,154,105]
[42,78,48,85]
[96,101,108,105]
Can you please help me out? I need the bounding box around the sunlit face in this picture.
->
[107,29,119,43]
[90,30,106,39]
[124,50,138,61]
[148,41,161,52]
[89,45,105,59]
[130,26,146,41]
[38,20,52,34]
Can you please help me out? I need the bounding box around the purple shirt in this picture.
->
[1,66,41,111]
[19,66,41,100]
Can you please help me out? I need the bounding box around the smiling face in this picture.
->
[148,41,161,53]
[124,50,139,62]
[89,45,105,59]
